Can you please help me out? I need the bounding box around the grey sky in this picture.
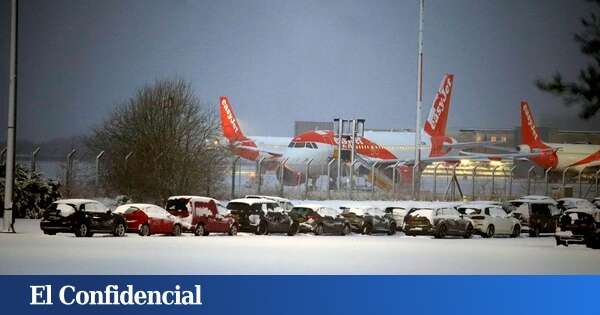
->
[0,0,598,142]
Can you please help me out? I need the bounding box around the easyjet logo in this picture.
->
[427,77,452,130]
[523,103,539,142]
[221,98,239,134]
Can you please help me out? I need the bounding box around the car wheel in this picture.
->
[483,225,495,238]
[42,230,56,235]
[228,224,238,236]
[256,221,268,235]
[172,224,182,236]
[434,224,447,239]
[287,222,299,236]
[341,224,351,236]
[75,223,89,237]
[314,224,324,235]
[362,224,373,235]
[113,222,126,237]
[463,224,473,239]
[138,224,150,236]
[511,225,521,238]
[194,224,205,236]
[387,223,397,235]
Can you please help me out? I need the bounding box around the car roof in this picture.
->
[520,195,556,201]
[168,196,217,203]
[558,198,588,202]
[564,208,600,215]
[244,195,291,203]
[229,198,278,205]
[54,199,100,205]
[457,203,497,210]
[293,204,327,210]
[114,203,160,212]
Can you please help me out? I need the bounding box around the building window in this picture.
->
[490,136,497,143]
[476,135,482,142]
[501,136,507,143]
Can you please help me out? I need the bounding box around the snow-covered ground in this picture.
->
[1,219,599,275]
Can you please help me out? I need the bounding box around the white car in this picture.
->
[384,206,409,231]
[593,197,600,209]
[557,198,595,212]
[456,203,521,238]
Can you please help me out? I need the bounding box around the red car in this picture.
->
[166,196,238,236]
[115,203,183,236]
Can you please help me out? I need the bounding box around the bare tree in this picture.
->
[87,79,229,202]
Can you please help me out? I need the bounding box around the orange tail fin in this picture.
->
[220,96,246,142]
[520,101,549,149]
[424,74,454,138]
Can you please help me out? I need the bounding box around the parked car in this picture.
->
[456,203,521,238]
[593,197,600,209]
[227,198,298,235]
[244,195,294,211]
[114,203,183,236]
[166,196,238,236]
[340,206,396,235]
[40,199,127,237]
[557,198,595,212]
[290,204,352,235]
[509,198,560,237]
[384,206,409,231]
[404,206,474,238]
[555,208,600,248]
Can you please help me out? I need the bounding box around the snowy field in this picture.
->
[1,219,600,275]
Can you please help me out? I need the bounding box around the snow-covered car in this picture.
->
[227,198,299,235]
[457,203,521,238]
[509,198,560,237]
[384,206,409,231]
[166,196,238,236]
[593,197,600,209]
[290,204,352,235]
[244,195,294,211]
[40,199,127,237]
[404,206,474,239]
[555,208,600,248]
[340,206,396,235]
[557,198,595,212]
[115,203,183,236]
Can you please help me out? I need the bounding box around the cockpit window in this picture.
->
[288,142,295,148]
[311,142,318,149]
[294,142,305,148]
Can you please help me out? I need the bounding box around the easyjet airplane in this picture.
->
[518,101,600,171]
[220,74,519,185]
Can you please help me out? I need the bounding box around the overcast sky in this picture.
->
[0,0,598,141]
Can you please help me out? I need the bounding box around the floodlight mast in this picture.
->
[3,0,18,233]
[413,0,424,199]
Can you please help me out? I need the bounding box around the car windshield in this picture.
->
[290,207,312,216]
[227,202,262,213]
[166,198,190,212]
[51,203,77,217]
[457,207,481,215]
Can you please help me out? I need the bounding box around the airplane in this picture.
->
[517,101,600,171]
[219,74,524,186]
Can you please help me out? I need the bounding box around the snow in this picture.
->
[1,219,600,275]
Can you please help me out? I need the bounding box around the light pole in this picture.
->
[3,0,18,233]
[413,0,425,200]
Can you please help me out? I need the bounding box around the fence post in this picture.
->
[527,166,536,195]
[304,159,313,200]
[65,149,77,197]
[391,162,402,198]
[95,151,105,192]
[578,166,588,198]
[231,157,240,199]
[491,165,500,200]
[279,158,289,197]
[326,158,336,199]
[30,147,40,174]
[508,165,517,199]
[544,167,553,196]
[412,162,420,200]
[370,161,379,195]
[255,157,265,194]
[471,164,480,201]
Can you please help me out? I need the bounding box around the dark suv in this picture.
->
[555,208,600,248]
[340,207,396,235]
[289,204,352,235]
[40,199,127,237]
[404,206,474,238]
[509,198,560,237]
[227,198,299,235]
